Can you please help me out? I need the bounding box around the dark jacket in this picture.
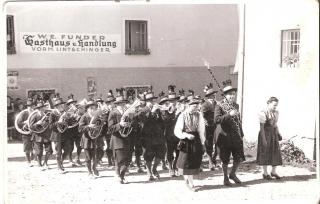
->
[108,109,132,150]
[201,100,216,127]
[214,100,244,143]
[161,110,179,142]
[29,111,51,143]
[49,111,62,142]
[138,107,165,146]
[78,112,104,149]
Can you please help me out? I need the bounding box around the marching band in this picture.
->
[14,79,246,191]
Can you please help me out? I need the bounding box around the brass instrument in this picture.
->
[65,103,82,129]
[14,109,31,135]
[119,99,141,138]
[56,111,68,133]
[27,109,53,134]
[87,110,105,139]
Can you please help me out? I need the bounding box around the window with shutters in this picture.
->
[281,29,300,68]
[125,20,150,55]
[7,15,16,55]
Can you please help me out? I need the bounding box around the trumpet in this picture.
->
[154,103,175,114]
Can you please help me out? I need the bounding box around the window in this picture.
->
[281,29,300,68]
[125,20,150,55]
[7,15,16,55]
[123,85,152,102]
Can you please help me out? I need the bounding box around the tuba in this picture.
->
[64,103,82,129]
[14,109,31,135]
[56,111,68,133]
[119,99,141,138]
[27,108,53,134]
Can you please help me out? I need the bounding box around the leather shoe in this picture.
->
[229,174,241,184]
[263,174,272,180]
[270,173,281,180]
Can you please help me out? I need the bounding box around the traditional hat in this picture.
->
[95,94,104,103]
[114,88,129,104]
[178,89,187,102]
[158,91,169,105]
[185,89,195,102]
[52,93,66,107]
[142,90,158,101]
[34,100,46,109]
[66,94,77,105]
[105,90,116,103]
[204,83,217,97]
[222,79,237,94]
[26,98,34,107]
[188,98,201,105]
[85,99,98,109]
[167,85,180,101]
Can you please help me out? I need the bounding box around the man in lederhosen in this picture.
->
[127,93,144,173]
[161,85,181,177]
[95,96,106,165]
[78,99,101,178]
[65,94,83,166]
[201,83,219,171]
[108,88,132,184]
[49,95,69,173]
[214,79,245,186]
[15,98,35,167]
[102,90,116,167]
[29,100,53,170]
[138,90,166,181]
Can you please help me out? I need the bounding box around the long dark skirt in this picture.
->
[257,125,282,166]
[176,132,203,175]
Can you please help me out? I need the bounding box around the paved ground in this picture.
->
[4,143,320,204]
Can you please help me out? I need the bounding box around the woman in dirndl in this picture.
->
[174,98,205,191]
[257,97,283,180]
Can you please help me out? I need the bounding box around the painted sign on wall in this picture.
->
[20,32,121,53]
[7,71,19,90]
[87,77,97,97]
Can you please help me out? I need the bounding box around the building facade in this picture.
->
[6,2,240,102]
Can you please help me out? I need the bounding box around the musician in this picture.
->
[174,98,205,192]
[78,99,101,178]
[64,94,82,166]
[161,85,181,177]
[15,98,35,167]
[29,100,53,170]
[214,80,245,186]
[95,97,106,165]
[201,83,219,171]
[102,90,116,166]
[127,93,144,173]
[138,90,166,181]
[49,95,68,173]
[108,88,132,184]
[175,89,187,118]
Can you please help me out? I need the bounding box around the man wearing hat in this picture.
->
[15,98,35,167]
[201,83,219,171]
[175,89,187,117]
[108,88,132,184]
[137,90,166,181]
[28,99,53,170]
[64,94,83,167]
[101,90,116,167]
[78,99,100,178]
[95,96,107,166]
[161,85,181,177]
[49,94,68,173]
[214,79,245,186]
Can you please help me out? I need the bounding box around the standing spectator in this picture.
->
[257,97,282,180]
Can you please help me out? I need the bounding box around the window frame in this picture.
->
[125,20,150,55]
[280,29,300,68]
[7,15,16,55]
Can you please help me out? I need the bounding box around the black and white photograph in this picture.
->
[1,0,319,203]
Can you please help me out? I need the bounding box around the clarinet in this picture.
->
[205,64,243,140]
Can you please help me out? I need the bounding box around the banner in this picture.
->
[7,71,19,90]
[87,77,97,97]
[20,32,121,53]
